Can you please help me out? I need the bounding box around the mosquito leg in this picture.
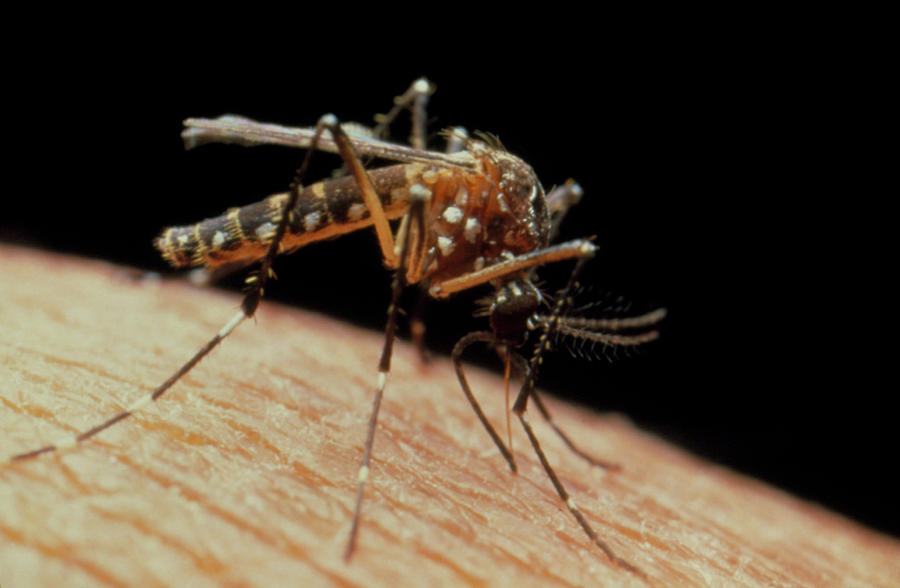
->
[7,118,332,464]
[506,256,643,573]
[345,183,429,561]
[322,117,399,268]
[410,286,431,364]
[429,239,597,298]
[515,411,644,577]
[372,77,434,149]
[451,332,517,473]
[529,391,620,470]
[377,80,436,364]
[444,127,469,154]
[544,179,584,244]
[512,254,590,414]
[506,352,619,470]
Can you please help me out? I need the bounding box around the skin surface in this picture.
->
[1,245,899,587]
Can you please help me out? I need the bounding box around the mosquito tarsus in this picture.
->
[8,78,664,577]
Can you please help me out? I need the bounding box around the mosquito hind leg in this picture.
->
[6,118,333,464]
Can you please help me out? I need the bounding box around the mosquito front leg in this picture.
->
[506,256,644,576]
[429,239,597,298]
[515,411,643,577]
[505,352,621,470]
[451,332,517,472]
[528,391,621,471]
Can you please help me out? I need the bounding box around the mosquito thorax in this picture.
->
[489,279,542,346]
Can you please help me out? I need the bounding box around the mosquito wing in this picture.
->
[183,115,473,168]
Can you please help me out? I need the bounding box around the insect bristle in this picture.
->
[472,130,506,151]
[535,285,666,363]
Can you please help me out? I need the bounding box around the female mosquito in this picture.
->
[9,78,664,576]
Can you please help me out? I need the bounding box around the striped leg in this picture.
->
[7,117,332,464]
[505,351,621,471]
[510,256,644,576]
[345,183,429,561]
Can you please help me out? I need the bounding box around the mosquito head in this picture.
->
[489,279,542,346]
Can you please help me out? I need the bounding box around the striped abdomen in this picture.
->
[156,164,417,269]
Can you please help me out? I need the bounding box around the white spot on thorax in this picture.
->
[455,186,468,206]
[496,192,510,213]
[422,169,438,184]
[464,217,481,243]
[437,236,456,256]
[442,205,463,224]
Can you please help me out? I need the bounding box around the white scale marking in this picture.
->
[219,311,246,338]
[128,393,153,413]
[442,206,463,224]
[497,193,510,213]
[304,211,321,232]
[464,217,481,243]
[348,203,367,221]
[437,236,455,256]
[54,434,77,450]
[255,222,277,241]
[455,186,468,206]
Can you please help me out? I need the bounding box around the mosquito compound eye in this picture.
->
[489,280,540,346]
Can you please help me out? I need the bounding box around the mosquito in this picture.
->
[7,78,664,575]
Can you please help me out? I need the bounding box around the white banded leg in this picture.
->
[345,183,430,561]
[507,255,644,576]
[7,119,333,463]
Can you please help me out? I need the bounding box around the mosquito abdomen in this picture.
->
[156,164,418,269]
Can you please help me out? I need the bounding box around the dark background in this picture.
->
[3,24,893,540]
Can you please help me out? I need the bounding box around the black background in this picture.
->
[3,20,894,540]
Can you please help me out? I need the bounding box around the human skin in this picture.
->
[2,245,898,587]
